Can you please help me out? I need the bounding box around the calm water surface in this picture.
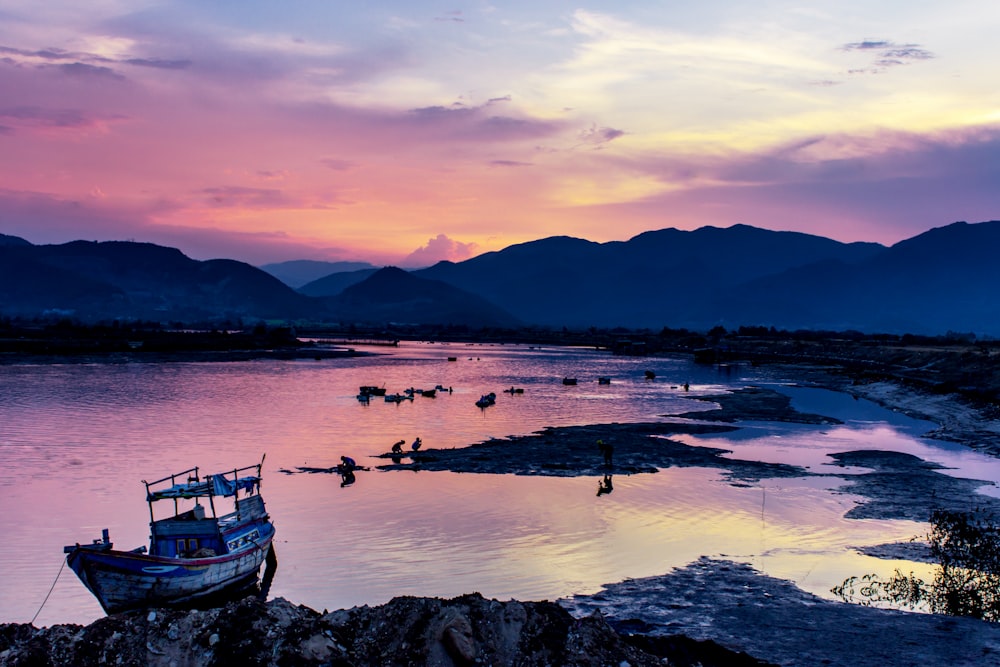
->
[2,341,997,626]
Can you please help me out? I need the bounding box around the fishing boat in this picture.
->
[63,457,276,615]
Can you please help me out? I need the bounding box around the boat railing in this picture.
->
[143,456,266,523]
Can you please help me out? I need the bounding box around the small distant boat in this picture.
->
[475,392,497,408]
[562,377,578,385]
[359,385,387,397]
[385,393,411,403]
[63,457,275,615]
[597,377,611,385]
[447,357,458,362]
[421,388,437,397]
[644,370,656,380]
[503,387,524,394]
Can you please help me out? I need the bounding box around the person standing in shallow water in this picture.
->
[597,439,613,466]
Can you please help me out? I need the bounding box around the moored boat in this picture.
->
[63,457,276,615]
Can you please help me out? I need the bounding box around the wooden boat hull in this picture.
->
[66,527,275,614]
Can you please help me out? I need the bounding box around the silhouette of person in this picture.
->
[597,439,613,466]
[340,455,356,472]
[412,437,422,451]
[391,439,404,454]
[597,475,614,496]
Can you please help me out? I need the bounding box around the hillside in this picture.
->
[324,266,521,327]
[0,240,324,322]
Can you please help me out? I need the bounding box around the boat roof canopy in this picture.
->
[147,474,260,501]
[144,458,265,502]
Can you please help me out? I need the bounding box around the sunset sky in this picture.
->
[1,1,997,266]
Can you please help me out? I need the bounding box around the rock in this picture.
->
[0,592,761,666]
[441,612,476,664]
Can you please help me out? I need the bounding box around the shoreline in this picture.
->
[8,350,1000,664]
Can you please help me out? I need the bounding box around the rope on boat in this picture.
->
[31,557,66,625]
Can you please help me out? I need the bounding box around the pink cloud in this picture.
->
[401,234,479,268]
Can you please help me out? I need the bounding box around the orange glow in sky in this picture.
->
[1,3,998,265]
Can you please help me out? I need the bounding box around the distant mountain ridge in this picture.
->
[259,259,377,289]
[3,221,999,335]
[415,224,885,330]
[325,267,521,327]
[0,240,514,326]
[0,240,322,322]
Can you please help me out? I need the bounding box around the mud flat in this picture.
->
[563,557,1000,667]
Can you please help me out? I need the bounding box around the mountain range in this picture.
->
[2,221,999,335]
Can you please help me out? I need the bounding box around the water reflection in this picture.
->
[2,342,997,626]
[597,475,614,496]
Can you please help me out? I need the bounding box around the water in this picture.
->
[1,341,995,626]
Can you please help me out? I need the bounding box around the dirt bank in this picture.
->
[0,593,769,667]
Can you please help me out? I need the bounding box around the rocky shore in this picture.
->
[0,592,769,666]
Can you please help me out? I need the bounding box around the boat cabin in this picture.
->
[144,464,268,559]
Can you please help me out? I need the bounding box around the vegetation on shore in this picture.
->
[834,508,1000,622]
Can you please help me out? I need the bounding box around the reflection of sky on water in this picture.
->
[674,384,1000,497]
[0,343,988,625]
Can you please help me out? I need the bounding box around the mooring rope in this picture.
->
[31,557,66,626]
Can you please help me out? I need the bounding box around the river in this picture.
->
[3,341,998,626]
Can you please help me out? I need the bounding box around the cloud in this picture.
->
[589,124,1000,244]
[400,234,478,267]
[435,10,464,23]
[404,102,563,143]
[0,105,125,133]
[576,124,625,148]
[320,158,355,171]
[124,57,192,70]
[53,62,124,79]
[0,187,374,265]
[201,186,293,209]
[841,39,934,72]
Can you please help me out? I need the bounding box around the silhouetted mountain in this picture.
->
[5,222,999,334]
[707,221,1000,335]
[324,267,520,327]
[259,260,377,288]
[0,233,31,247]
[416,225,883,330]
[299,268,379,297]
[0,240,324,322]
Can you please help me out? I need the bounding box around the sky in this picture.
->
[1,1,997,267]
